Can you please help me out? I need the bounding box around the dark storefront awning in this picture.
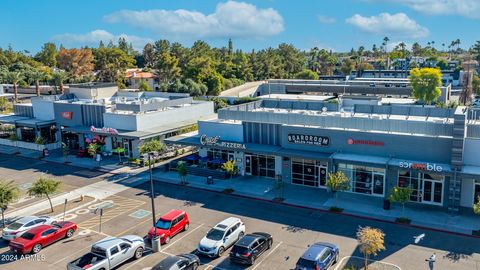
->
[0,115,30,124]
[15,118,55,128]
[331,153,390,165]
[462,165,480,176]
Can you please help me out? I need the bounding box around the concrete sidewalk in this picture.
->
[152,171,480,236]
[5,174,148,221]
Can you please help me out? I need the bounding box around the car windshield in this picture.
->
[7,222,23,230]
[155,219,171,230]
[297,258,316,267]
[20,232,35,240]
[206,228,225,241]
[231,245,249,254]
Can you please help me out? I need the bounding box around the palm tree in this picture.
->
[51,71,68,94]
[383,37,390,53]
[6,71,24,103]
[29,70,47,97]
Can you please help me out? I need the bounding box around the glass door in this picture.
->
[318,165,327,187]
[245,155,252,175]
[372,173,385,195]
[422,180,443,205]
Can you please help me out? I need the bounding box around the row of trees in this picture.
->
[2,37,477,100]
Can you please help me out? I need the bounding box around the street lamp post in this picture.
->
[149,152,160,252]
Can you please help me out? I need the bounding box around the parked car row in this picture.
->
[2,210,340,270]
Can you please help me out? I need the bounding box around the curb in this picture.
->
[152,177,480,240]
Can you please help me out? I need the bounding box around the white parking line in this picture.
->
[162,223,204,251]
[334,256,402,270]
[251,241,283,270]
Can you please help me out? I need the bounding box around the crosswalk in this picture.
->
[77,195,146,229]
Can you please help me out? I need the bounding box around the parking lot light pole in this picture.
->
[149,152,161,252]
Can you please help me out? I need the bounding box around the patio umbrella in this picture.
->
[184,154,200,161]
[200,156,211,162]
[211,158,225,165]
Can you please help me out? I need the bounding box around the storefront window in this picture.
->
[207,149,234,161]
[338,163,385,196]
[292,159,328,187]
[245,153,275,178]
[398,170,444,205]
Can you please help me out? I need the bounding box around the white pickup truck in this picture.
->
[67,235,145,270]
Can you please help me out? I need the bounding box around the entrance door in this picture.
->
[245,155,252,175]
[317,165,327,187]
[422,180,443,204]
[372,173,385,195]
[251,156,259,176]
[228,152,235,161]
[123,140,130,156]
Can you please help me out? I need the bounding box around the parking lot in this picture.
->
[1,179,480,270]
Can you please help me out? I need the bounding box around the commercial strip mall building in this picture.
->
[168,96,480,212]
[0,83,214,158]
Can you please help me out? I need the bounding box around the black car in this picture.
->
[229,232,273,265]
[152,254,200,270]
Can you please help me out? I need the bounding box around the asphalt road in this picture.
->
[0,157,479,270]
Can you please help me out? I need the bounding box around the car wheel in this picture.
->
[164,236,171,244]
[32,244,42,254]
[192,262,199,270]
[134,247,144,259]
[184,223,189,231]
[217,246,225,257]
[250,255,256,265]
[238,232,244,241]
[66,229,75,238]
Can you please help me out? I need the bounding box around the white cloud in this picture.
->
[375,0,480,19]
[103,1,284,39]
[52,29,153,50]
[317,15,336,24]
[346,13,429,38]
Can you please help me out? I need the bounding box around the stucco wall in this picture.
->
[279,126,453,164]
[198,120,243,142]
[32,99,55,120]
[463,138,480,166]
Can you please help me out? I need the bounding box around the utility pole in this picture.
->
[149,153,160,252]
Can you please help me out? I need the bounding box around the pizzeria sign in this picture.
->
[199,135,246,150]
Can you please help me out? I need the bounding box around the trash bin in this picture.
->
[207,176,213,185]
[383,199,391,210]
[151,237,161,252]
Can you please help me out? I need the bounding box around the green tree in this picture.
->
[28,176,61,213]
[0,97,13,113]
[28,69,48,96]
[277,43,305,78]
[389,186,412,217]
[6,71,25,102]
[94,47,136,83]
[87,143,99,157]
[35,43,58,67]
[436,59,449,70]
[221,160,238,178]
[474,197,480,215]
[295,69,319,80]
[357,226,386,270]
[472,74,480,95]
[142,43,156,68]
[138,81,152,91]
[51,71,69,94]
[326,171,350,207]
[409,68,442,104]
[156,52,181,83]
[0,180,20,228]
[138,139,164,154]
[340,58,355,76]
[177,161,188,185]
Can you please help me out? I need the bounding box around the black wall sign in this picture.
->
[287,134,330,146]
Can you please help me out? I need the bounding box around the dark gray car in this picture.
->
[152,254,200,270]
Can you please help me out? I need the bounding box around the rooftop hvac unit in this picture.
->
[322,107,328,113]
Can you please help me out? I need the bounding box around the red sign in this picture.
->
[347,138,384,147]
[61,111,73,119]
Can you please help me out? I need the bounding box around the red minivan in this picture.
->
[147,209,189,244]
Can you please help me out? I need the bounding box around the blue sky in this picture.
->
[2,0,480,53]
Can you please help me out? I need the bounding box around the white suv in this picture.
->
[197,217,245,257]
